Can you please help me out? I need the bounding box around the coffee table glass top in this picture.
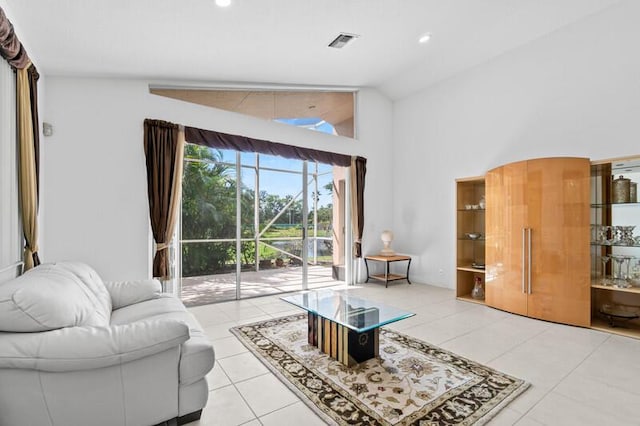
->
[281,290,415,332]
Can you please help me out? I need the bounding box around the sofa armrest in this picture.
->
[0,319,189,372]
[103,279,162,309]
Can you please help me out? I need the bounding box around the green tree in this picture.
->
[181,149,335,275]
[181,145,236,276]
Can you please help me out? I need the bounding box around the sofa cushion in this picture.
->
[0,268,89,332]
[110,295,189,325]
[111,296,215,386]
[52,262,112,316]
[0,263,111,332]
[104,279,161,309]
[34,262,112,326]
[0,319,190,371]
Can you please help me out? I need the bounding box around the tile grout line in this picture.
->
[253,400,303,423]
[512,333,613,422]
[483,317,553,365]
[419,307,514,347]
[395,302,484,334]
[218,345,303,422]
[230,379,262,425]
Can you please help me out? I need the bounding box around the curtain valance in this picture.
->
[0,7,30,69]
[185,126,352,167]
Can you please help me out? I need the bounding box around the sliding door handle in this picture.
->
[522,228,526,294]
[528,228,532,294]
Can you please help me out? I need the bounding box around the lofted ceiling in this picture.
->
[2,0,623,100]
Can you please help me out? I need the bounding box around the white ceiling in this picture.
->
[3,0,623,100]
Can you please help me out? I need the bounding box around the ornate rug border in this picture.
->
[229,313,529,425]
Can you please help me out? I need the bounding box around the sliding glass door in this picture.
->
[180,145,238,304]
[180,144,343,306]
[238,154,305,297]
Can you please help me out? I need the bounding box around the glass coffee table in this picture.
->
[281,290,415,367]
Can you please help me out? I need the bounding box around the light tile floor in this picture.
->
[187,282,640,426]
[181,265,340,307]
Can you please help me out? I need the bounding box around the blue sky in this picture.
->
[188,119,337,208]
[214,149,334,208]
[274,118,337,135]
[214,118,337,207]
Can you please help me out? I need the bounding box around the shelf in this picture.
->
[456,294,486,305]
[369,273,407,282]
[590,242,640,248]
[591,282,640,294]
[456,176,485,303]
[591,204,640,208]
[590,317,640,339]
[457,266,486,274]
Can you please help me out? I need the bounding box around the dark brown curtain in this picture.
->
[185,126,351,167]
[0,7,29,69]
[350,156,367,258]
[27,64,40,201]
[143,119,183,278]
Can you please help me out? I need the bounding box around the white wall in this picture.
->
[392,0,640,288]
[42,78,393,280]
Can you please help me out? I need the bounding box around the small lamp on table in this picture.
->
[380,230,395,256]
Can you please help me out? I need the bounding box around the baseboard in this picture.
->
[178,409,203,425]
[154,409,203,426]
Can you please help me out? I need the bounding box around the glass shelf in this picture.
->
[591,242,640,248]
[591,282,640,294]
[591,202,640,207]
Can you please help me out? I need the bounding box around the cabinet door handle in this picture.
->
[522,228,526,294]
[528,228,532,294]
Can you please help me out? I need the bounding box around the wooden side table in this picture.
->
[364,254,412,287]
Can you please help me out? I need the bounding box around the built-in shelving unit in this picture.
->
[590,157,640,339]
[455,176,486,304]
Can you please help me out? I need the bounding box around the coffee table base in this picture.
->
[307,312,379,367]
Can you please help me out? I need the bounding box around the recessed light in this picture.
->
[215,0,231,7]
[418,33,432,44]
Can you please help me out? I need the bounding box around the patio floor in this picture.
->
[180,265,341,306]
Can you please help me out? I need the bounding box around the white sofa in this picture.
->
[0,261,215,426]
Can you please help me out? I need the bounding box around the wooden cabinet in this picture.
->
[455,177,486,304]
[485,157,591,326]
[485,161,528,316]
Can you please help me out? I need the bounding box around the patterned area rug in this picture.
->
[230,314,529,425]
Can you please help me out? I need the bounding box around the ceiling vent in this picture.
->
[328,33,360,49]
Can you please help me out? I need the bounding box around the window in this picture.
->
[150,88,356,138]
[0,59,22,280]
[178,144,345,305]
